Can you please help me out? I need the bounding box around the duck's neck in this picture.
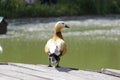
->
[53,32,63,40]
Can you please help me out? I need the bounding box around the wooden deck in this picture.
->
[0,63,119,80]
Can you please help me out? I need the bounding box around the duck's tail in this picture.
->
[49,43,61,64]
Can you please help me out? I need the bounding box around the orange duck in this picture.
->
[45,21,69,67]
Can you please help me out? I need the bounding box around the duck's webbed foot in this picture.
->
[55,65,60,68]
[48,65,52,67]
[55,60,60,68]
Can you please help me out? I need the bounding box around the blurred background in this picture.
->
[0,0,120,70]
[0,0,120,18]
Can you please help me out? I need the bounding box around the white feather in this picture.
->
[49,42,56,54]
[47,39,61,56]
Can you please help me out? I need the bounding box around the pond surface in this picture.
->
[0,16,120,70]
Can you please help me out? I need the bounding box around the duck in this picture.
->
[45,21,69,67]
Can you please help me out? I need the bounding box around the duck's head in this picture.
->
[54,21,69,33]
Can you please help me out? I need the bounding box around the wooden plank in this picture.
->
[9,63,83,80]
[101,68,120,77]
[0,73,20,80]
[0,69,48,80]
[0,63,52,80]
[9,63,120,80]
[0,63,120,80]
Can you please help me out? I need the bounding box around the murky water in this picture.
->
[0,16,120,70]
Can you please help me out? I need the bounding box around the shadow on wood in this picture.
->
[55,66,79,72]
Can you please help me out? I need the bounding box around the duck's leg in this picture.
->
[56,58,60,68]
[56,63,60,68]
[48,57,52,67]
[56,53,62,68]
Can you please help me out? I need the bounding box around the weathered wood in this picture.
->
[0,63,119,80]
[101,68,120,77]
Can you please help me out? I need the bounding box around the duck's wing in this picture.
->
[59,39,67,56]
[45,39,51,56]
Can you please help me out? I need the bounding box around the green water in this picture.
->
[0,20,120,70]
[64,37,120,70]
[0,35,120,70]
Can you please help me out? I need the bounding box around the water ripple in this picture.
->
[1,17,120,41]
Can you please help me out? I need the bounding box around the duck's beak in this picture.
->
[65,25,70,28]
